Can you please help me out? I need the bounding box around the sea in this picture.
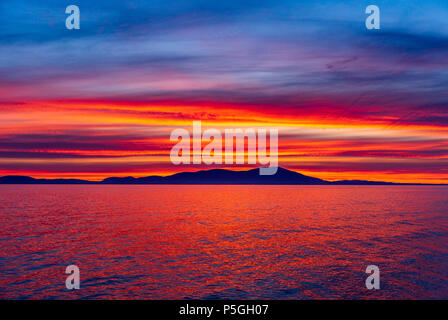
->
[1,185,447,299]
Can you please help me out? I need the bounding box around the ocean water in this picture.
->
[0,185,447,299]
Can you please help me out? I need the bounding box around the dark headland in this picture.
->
[0,167,442,185]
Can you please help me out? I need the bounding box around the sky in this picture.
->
[1,0,448,182]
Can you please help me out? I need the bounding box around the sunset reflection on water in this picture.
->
[1,185,448,299]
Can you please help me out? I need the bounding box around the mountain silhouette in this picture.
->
[102,167,328,185]
[0,167,437,185]
[0,176,93,184]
